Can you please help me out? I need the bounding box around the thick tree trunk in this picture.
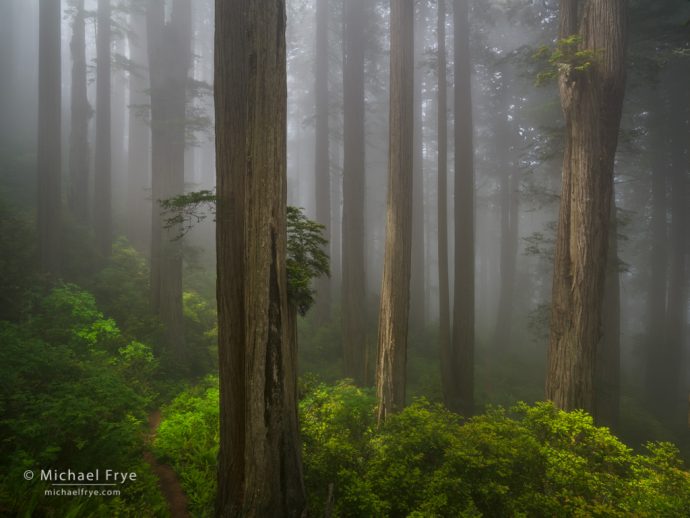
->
[545,0,627,413]
[313,0,331,323]
[94,0,112,258]
[215,1,307,515]
[376,0,414,423]
[437,0,453,414]
[68,0,91,223]
[342,0,367,385]
[37,0,62,275]
[148,0,191,362]
[127,3,151,253]
[448,0,475,416]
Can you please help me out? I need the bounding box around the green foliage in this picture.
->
[153,377,220,517]
[0,284,166,516]
[534,36,598,86]
[89,237,162,346]
[287,206,330,316]
[0,200,37,321]
[155,380,690,517]
[161,192,330,315]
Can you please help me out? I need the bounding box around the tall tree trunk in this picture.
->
[376,0,414,423]
[409,2,426,331]
[645,91,669,414]
[342,0,367,384]
[94,0,112,258]
[68,0,91,223]
[491,74,519,351]
[37,0,62,275]
[126,2,151,253]
[545,0,627,413]
[437,0,453,414]
[663,65,689,427]
[448,0,475,416]
[1,0,14,144]
[313,0,331,323]
[595,197,620,429]
[215,0,307,515]
[147,0,191,362]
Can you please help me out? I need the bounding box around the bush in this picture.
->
[0,285,166,516]
[155,379,690,517]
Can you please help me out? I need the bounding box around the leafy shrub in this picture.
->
[0,285,166,516]
[155,379,690,517]
[154,376,220,517]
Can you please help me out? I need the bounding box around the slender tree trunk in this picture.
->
[376,0,414,423]
[94,0,112,258]
[0,0,12,144]
[37,0,62,275]
[215,0,307,514]
[545,0,628,413]
[314,0,332,323]
[492,79,519,351]
[409,2,426,331]
[663,66,689,427]
[595,196,620,429]
[437,0,452,412]
[127,2,151,253]
[645,92,669,413]
[448,0,475,416]
[342,0,367,385]
[68,0,91,223]
[148,0,191,362]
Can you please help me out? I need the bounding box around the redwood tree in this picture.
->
[341,0,367,385]
[68,0,91,223]
[376,0,414,423]
[215,0,306,515]
[447,0,475,416]
[94,0,112,257]
[546,0,628,412]
[37,0,62,274]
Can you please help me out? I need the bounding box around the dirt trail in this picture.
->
[144,410,190,518]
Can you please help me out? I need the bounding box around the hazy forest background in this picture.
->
[1,0,689,516]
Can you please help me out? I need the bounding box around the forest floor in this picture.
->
[144,410,190,518]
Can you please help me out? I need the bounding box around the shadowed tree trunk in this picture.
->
[645,90,669,414]
[447,0,475,416]
[545,0,628,413]
[313,0,331,323]
[127,0,151,253]
[68,0,91,223]
[94,0,112,258]
[342,0,367,385]
[663,65,689,427]
[147,0,191,362]
[376,0,414,423]
[215,0,307,515]
[409,1,426,331]
[492,74,519,352]
[0,0,12,144]
[37,0,62,275]
[437,0,453,414]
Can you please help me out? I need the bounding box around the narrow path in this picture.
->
[144,410,190,518]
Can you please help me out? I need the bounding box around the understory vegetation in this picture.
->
[156,378,690,517]
[2,197,690,517]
